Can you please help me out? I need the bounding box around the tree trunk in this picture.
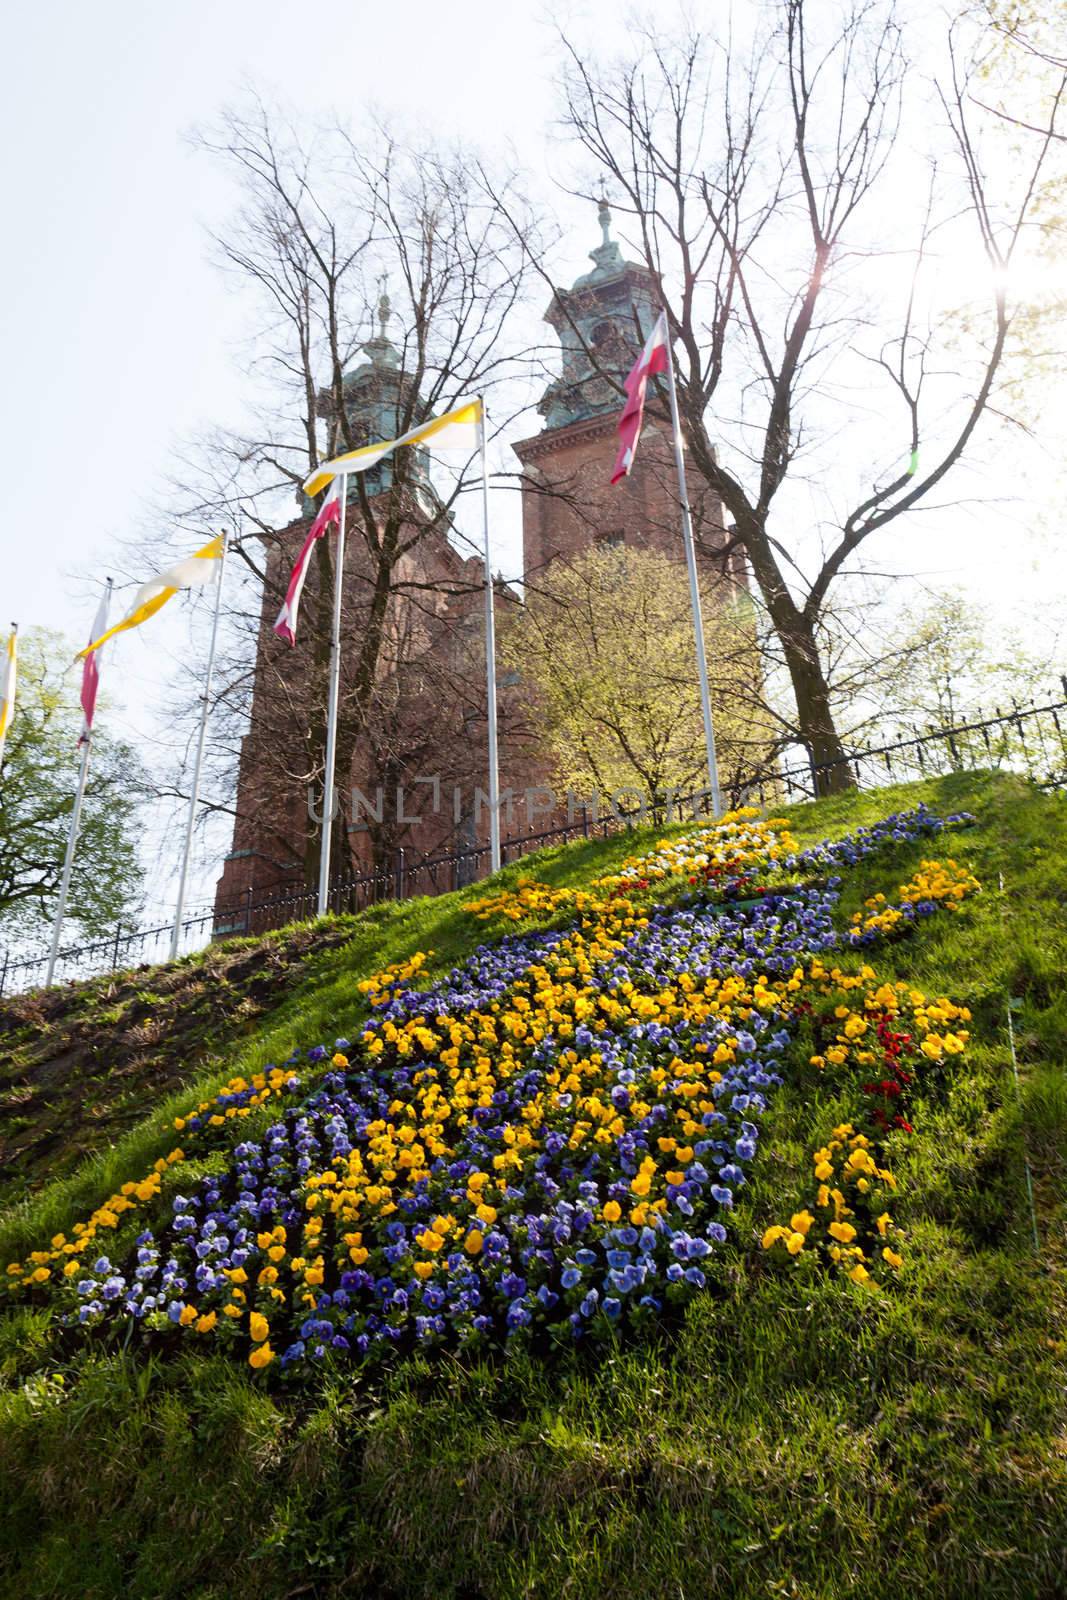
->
[781,627,853,795]
[724,503,854,795]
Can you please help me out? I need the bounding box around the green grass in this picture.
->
[0,770,1064,1599]
[0,918,364,1209]
[0,817,691,1264]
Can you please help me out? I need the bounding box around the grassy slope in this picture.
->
[0,919,368,1209]
[0,820,664,1269]
[0,771,1064,1600]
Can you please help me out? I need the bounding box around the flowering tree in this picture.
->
[504,544,773,806]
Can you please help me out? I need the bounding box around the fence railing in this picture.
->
[745,689,1067,808]
[3,689,1065,998]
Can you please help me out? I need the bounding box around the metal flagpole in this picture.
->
[0,622,16,773]
[662,325,723,817]
[46,580,113,987]
[318,475,348,915]
[478,399,502,874]
[170,529,229,959]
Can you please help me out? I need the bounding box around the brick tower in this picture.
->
[213,294,499,923]
[213,218,750,927]
[513,201,730,580]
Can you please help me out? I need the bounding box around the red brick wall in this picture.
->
[513,413,735,585]
[214,406,740,924]
[213,499,520,920]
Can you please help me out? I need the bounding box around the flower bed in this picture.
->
[3,805,979,1374]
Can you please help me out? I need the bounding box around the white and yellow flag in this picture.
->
[0,627,16,762]
[78,536,224,659]
[302,398,482,498]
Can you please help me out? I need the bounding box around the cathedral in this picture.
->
[213,206,737,925]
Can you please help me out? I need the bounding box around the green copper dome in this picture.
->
[539,200,659,431]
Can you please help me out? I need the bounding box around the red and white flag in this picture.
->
[79,588,111,744]
[273,486,341,647]
[610,310,670,485]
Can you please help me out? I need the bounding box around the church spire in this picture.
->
[310,274,423,505]
[358,275,400,371]
[574,193,625,286]
[535,197,657,430]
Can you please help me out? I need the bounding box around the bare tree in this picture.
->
[160,100,545,884]
[546,0,1064,789]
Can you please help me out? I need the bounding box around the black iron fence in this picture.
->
[3,688,1065,998]
[752,687,1067,808]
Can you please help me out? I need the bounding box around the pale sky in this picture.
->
[0,0,563,917]
[1,1,1063,926]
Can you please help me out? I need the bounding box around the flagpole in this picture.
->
[478,399,501,874]
[662,328,723,818]
[46,581,113,987]
[170,529,229,959]
[318,475,348,916]
[0,622,16,773]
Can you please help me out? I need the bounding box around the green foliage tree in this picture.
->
[503,545,772,808]
[0,629,148,950]
[973,2,1066,148]
[880,592,1054,727]
[823,587,1065,781]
